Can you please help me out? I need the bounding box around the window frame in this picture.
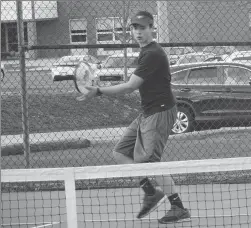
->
[96,17,131,44]
[102,55,138,69]
[95,15,159,44]
[69,19,87,44]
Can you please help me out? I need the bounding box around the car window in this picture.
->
[103,56,137,68]
[179,56,204,64]
[170,48,184,55]
[223,67,251,85]
[204,56,222,62]
[88,56,99,64]
[129,57,138,68]
[172,70,189,84]
[178,57,190,64]
[203,46,214,53]
[104,57,123,68]
[184,47,194,54]
[56,56,80,65]
[194,55,207,62]
[203,46,235,55]
[187,67,218,85]
[231,53,251,62]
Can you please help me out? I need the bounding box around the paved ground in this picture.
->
[2,184,251,228]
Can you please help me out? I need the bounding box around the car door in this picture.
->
[172,66,226,121]
[221,65,251,121]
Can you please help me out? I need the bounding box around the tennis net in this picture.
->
[1,157,251,228]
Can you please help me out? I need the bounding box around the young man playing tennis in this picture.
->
[78,11,190,224]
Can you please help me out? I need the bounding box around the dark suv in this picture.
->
[171,62,251,134]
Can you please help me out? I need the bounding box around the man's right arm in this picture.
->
[98,74,144,96]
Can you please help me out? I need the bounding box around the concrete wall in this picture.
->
[163,1,250,43]
[36,2,71,58]
[163,1,198,43]
[194,1,250,42]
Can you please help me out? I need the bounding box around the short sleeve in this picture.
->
[134,51,160,80]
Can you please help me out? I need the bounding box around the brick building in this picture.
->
[1,1,250,59]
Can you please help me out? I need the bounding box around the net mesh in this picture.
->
[1,157,251,228]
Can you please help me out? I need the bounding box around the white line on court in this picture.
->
[81,213,251,222]
[31,222,60,228]
[2,222,60,228]
[2,222,51,226]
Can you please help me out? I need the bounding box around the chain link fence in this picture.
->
[1,0,251,169]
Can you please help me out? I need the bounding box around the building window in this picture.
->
[70,19,87,43]
[114,18,131,41]
[96,18,113,42]
[1,22,28,54]
[96,17,131,43]
[96,15,158,43]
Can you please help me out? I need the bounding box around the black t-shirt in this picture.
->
[134,41,176,115]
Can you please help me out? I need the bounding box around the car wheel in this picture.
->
[172,106,194,134]
[1,70,4,81]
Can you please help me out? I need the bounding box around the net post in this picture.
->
[64,168,78,228]
[0,1,2,227]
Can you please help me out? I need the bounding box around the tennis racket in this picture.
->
[73,62,96,94]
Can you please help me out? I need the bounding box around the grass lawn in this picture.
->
[1,92,140,135]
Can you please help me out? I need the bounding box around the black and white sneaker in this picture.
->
[137,189,167,219]
[158,205,191,224]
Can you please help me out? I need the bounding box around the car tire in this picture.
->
[1,70,4,81]
[172,106,194,134]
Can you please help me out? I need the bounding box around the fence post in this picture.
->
[123,0,128,82]
[157,1,170,55]
[0,1,2,227]
[16,0,31,168]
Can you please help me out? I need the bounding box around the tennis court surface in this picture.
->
[2,157,251,228]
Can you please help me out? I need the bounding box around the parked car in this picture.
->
[97,52,139,84]
[225,51,251,65]
[174,52,215,65]
[170,62,251,134]
[169,47,195,65]
[51,55,101,81]
[202,46,237,56]
[1,62,5,81]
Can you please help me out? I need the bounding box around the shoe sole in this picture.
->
[138,195,167,219]
[158,217,192,224]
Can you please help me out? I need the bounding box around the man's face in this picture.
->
[131,24,153,45]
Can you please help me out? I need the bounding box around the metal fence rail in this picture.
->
[1,0,251,169]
